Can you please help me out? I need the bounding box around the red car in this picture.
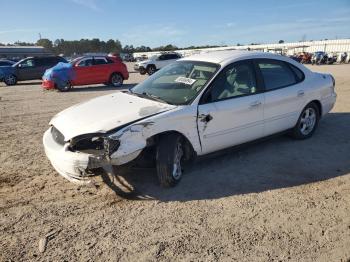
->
[42,56,129,91]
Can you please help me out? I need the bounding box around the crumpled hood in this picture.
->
[50,92,176,141]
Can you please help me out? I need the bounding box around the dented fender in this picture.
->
[105,105,201,165]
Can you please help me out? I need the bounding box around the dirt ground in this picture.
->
[0,63,349,262]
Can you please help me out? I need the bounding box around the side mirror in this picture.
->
[17,64,22,68]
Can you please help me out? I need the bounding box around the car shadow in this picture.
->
[15,81,43,86]
[68,83,137,92]
[100,112,350,202]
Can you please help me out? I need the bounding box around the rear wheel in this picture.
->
[156,134,184,188]
[291,102,319,139]
[4,75,17,86]
[110,73,123,87]
[147,65,156,75]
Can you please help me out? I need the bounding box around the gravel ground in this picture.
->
[0,63,349,262]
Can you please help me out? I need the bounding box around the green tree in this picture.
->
[36,38,53,51]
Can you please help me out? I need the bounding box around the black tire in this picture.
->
[57,81,72,92]
[291,102,320,140]
[109,73,123,87]
[139,68,146,75]
[156,133,184,188]
[147,65,156,75]
[4,74,17,86]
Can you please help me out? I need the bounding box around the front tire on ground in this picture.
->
[156,133,184,188]
[291,102,320,139]
[57,81,72,92]
[4,74,17,86]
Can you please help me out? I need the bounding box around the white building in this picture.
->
[134,38,350,58]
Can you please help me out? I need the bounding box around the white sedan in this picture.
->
[43,51,336,187]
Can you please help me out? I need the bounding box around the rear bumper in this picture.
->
[321,92,337,116]
[42,79,55,90]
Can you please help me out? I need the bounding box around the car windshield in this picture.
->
[131,61,220,105]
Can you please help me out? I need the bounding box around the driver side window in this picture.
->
[20,59,35,68]
[206,61,257,103]
[77,58,93,67]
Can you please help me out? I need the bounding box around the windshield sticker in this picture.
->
[175,76,196,85]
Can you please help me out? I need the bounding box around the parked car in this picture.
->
[43,51,336,187]
[0,59,15,67]
[311,51,328,65]
[42,56,129,91]
[0,56,67,86]
[134,52,181,75]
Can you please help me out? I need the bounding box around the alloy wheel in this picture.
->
[299,108,317,135]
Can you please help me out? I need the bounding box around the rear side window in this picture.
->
[94,58,108,65]
[168,54,180,60]
[257,60,297,91]
[35,58,45,66]
[158,55,166,60]
[106,58,114,63]
[288,63,305,82]
[45,57,56,66]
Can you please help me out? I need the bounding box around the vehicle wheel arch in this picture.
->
[4,74,17,86]
[110,71,124,80]
[146,64,156,70]
[147,130,197,161]
[308,100,322,117]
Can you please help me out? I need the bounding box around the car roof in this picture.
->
[180,50,312,74]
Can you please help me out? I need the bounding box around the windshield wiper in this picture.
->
[142,92,170,104]
[128,90,170,104]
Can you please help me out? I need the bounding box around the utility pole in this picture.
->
[39,33,42,40]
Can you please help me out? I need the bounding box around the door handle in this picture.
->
[250,101,262,107]
[297,90,305,97]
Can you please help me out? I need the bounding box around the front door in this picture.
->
[197,60,264,154]
[73,57,94,85]
[16,58,37,80]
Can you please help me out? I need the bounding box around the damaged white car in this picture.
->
[43,51,336,187]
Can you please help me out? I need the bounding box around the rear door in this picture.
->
[197,60,264,154]
[255,59,306,136]
[35,57,50,78]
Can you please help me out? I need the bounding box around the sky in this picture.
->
[0,0,349,47]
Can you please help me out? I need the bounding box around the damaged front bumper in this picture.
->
[43,127,143,184]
